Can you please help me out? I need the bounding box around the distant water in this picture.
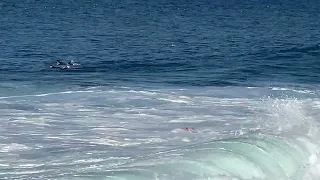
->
[0,0,320,179]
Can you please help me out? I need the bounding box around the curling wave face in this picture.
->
[107,134,320,180]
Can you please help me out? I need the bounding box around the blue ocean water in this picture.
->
[0,0,320,179]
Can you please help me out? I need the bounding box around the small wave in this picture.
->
[73,158,105,164]
[271,87,315,94]
[169,119,206,123]
[89,139,142,147]
[158,97,192,104]
[0,170,45,175]
[128,90,159,95]
[0,90,95,99]
[18,164,44,168]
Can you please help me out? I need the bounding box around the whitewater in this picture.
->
[0,85,319,180]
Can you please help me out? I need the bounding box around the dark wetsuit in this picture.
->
[50,60,73,69]
[50,65,70,69]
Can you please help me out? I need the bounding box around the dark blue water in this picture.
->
[1,0,320,90]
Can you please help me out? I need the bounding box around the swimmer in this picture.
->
[183,127,197,133]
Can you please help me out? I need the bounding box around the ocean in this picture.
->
[0,0,320,179]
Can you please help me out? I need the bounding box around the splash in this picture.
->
[105,96,320,180]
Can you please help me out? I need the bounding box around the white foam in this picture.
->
[91,127,128,131]
[89,139,142,146]
[128,90,159,95]
[158,97,191,104]
[182,138,190,142]
[18,164,44,168]
[169,119,206,123]
[0,170,45,175]
[271,87,315,94]
[73,158,105,164]
[0,143,31,153]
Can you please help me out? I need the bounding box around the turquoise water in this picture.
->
[0,0,320,179]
